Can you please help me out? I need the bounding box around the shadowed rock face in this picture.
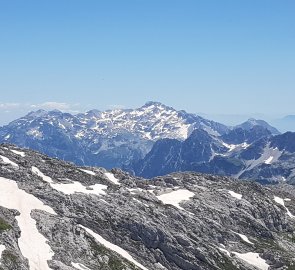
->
[0,144,295,269]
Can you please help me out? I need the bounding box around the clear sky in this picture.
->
[0,0,294,125]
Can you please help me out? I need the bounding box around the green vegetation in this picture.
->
[1,251,20,269]
[0,218,11,232]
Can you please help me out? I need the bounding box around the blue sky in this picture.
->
[0,0,294,125]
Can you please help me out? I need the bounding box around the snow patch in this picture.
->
[51,181,107,196]
[10,149,26,157]
[32,167,107,196]
[71,262,91,270]
[79,169,96,176]
[222,142,250,152]
[228,190,242,200]
[232,252,269,270]
[0,177,56,270]
[0,155,18,167]
[274,196,294,218]
[156,189,194,210]
[264,156,274,164]
[105,172,120,185]
[79,225,149,270]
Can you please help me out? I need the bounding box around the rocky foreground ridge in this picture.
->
[0,144,295,270]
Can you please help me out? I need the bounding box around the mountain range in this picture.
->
[1,144,295,269]
[1,101,294,184]
[0,102,229,169]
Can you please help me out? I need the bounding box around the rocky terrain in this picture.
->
[1,144,295,269]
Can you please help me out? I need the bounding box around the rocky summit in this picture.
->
[0,144,295,269]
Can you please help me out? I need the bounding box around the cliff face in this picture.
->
[0,144,295,270]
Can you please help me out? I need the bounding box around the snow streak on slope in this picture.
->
[0,155,18,167]
[79,225,149,270]
[79,169,96,176]
[233,232,254,244]
[10,149,26,157]
[0,177,56,270]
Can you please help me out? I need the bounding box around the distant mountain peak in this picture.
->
[26,109,48,118]
[235,118,280,135]
[142,101,166,107]
[140,101,176,111]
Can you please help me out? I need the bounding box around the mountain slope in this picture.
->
[131,130,295,184]
[1,145,295,269]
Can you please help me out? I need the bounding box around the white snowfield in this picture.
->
[0,177,56,270]
[71,262,91,270]
[228,190,242,200]
[79,225,149,270]
[10,149,26,157]
[79,169,96,176]
[0,155,19,168]
[274,196,294,218]
[232,252,269,270]
[156,189,195,210]
[233,232,254,245]
[32,167,107,196]
[105,172,120,185]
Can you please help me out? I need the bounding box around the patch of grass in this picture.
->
[1,251,20,269]
[0,218,11,232]
[90,239,139,270]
